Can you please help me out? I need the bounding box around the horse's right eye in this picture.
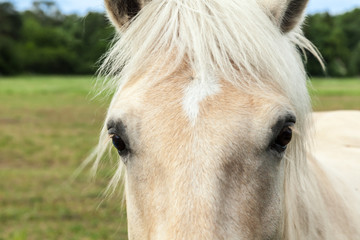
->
[273,126,293,151]
[112,135,129,156]
[270,114,296,155]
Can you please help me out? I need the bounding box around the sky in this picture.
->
[5,0,360,15]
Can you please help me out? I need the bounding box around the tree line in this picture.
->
[0,1,359,77]
[304,9,360,77]
[0,1,114,75]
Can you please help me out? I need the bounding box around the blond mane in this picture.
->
[84,0,360,239]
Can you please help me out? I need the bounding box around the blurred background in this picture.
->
[0,0,359,239]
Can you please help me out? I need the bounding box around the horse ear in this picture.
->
[258,0,309,33]
[104,0,150,29]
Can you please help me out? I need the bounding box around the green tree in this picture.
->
[76,12,114,73]
[0,2,22,75]
[304,9,360,77]
[18,10,77,73]
[337,8,360,76]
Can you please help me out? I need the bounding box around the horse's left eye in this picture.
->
[112,135,128,156]
[272,126,293,152]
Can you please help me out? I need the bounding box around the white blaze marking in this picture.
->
[182,75,221,124]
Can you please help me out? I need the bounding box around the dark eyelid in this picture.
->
[106,119,129,142]
[285,114,296,124]
[107,119,132,154]
[107,119,127,135]
[271,113,296,135]
[107,119,116,131]
[108,128,117,136]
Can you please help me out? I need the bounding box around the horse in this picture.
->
[87,0,360,239]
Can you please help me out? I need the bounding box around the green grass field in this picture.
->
[309,78,360,110]
[0,76,359,240]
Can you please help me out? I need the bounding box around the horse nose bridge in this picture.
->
[156,189,222,239]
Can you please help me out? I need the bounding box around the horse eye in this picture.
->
[272,126,293,152]
[112,135,128,155]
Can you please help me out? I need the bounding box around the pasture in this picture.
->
[0,76,359,240]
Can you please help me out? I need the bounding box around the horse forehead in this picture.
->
[119,76,275,146]
[117,74,277,126]
[182,75,222,124]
